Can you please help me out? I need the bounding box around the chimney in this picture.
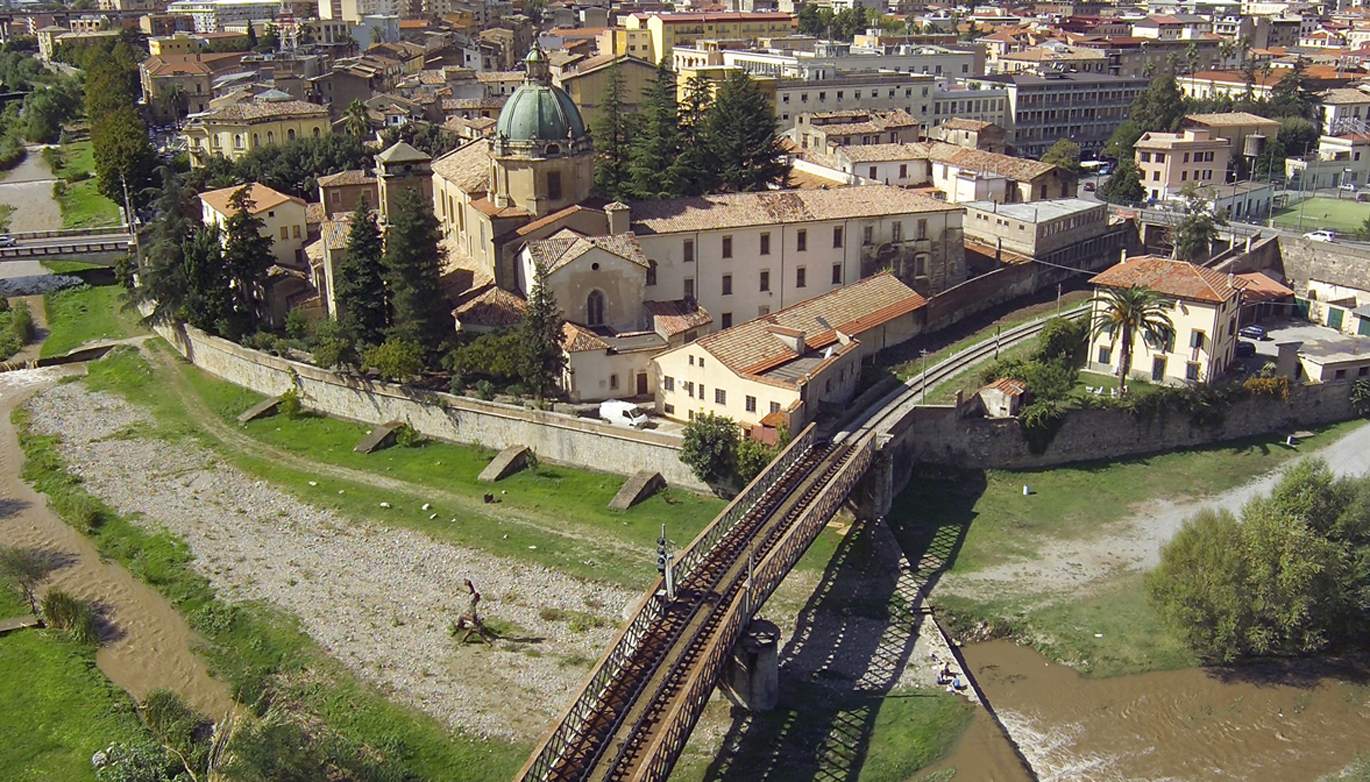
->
[767,326,806,354]
[605,201,629,235]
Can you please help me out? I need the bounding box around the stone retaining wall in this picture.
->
[154,322,708,492]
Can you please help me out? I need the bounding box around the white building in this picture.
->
[199,182,307,268]
[166,0,280,32]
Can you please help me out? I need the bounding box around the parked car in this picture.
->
[1235,340,1257,357]
[1303,230,1337,242]
[1239,324,1269,340]
[1340,182,1358,191]
[599,399,648,429]
[0,235,14,248]
[1083,182,1096,192]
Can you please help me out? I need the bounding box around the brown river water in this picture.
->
[0,369,234,719]
[926,640,1370,782]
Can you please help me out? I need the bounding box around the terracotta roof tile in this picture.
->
[981,376,1027,396]
[193,96,328,122]
[630,186,957,235]
[1233,271,1294,302]
[1184,111,1280,127]
[645,299,712,337]
[527,229,650,273]
[432,140,491,194]
[199,183,304,216]
[563,321,610,352]
[454,284,527,329]
[939,118,996,131]
[305,201,326,225]
[318,169,376,189]
[1089,255,1241,303]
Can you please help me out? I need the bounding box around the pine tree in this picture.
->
[180,224,233,334]
[517,264,565,402]
[676,75,718,196]
[592,63,637,200]
[382,187,450,355]
[221,186,275,339]
[627,61,682,200]
[705,70,790,193]
[334,195,389,347]
[133,167,194,326]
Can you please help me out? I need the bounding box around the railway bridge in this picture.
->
[514,306,1087,782]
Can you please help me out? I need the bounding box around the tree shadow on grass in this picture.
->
[703,472,986,782]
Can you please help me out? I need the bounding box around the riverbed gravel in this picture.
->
[26,381,636,742]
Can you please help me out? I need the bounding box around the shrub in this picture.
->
[94,740,181,782]
[41,588,85,630]
[734,436,779,485]
[8,300,32,344]
[393,422,423,448]
[1353,377,1370,418]
[140,688,204,758]
[277,387,303,419]
[448,370,465,395]
[363,337,424,382]
[284,307,310,340]
[1019,399,1066,454]
[1034,315,1088,367]
[475,379,495,400]
[681,412,739,485]
[1244,374,1290,401]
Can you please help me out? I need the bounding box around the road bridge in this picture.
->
[515,306,1087,782]
[0,230,132,262]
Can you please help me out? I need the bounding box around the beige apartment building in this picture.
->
[1087,256,1242,385]
[182,92,331,165]
[1134,129,1230,201]
[200,182,308,268]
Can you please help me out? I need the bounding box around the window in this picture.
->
[1185,362,1200,381]
[586,291,605,326]
[745,395,756,413]
[1098,346,1112,365]
[715,388,726,405]
[280,226,289,239]
[721,313,732,328]
[722,236,734,259]
[547,171,562,201]
[899,163,907,179]
[288,129,295,140]
[796,267,806,288]
[684,277,694,299]
[646,260,657,286]
[689,355,694,366]
[758,305,770,316]
[722,274,732,295]
[892,222,902,242]
[769,401,781,414]
[1189,329,1205,349]
[610,374,618,389]
[292,224,301,239]
[832,263,842,284]
[760,232,770,255]
[917,219,927,240]
[863,226,873,245]
[797,229,807,251]
[760,270,770,292]
[833,227,843,248]
[664,376,674,391]
[869,166,877,179]
[683,240,694,263]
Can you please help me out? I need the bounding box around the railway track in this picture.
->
[517,305,1091,782]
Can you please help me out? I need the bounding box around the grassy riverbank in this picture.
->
[40,285,136,358]
[0,590,151,782]
[45,142,121,229]
[892,420,1368,677]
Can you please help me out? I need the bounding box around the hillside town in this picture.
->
[5,0,1370,779]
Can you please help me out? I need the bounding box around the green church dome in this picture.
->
[495,44,588,144]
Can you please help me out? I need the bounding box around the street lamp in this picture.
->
[920,349,929,404]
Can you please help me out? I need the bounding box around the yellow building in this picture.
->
[556,54,656,130]
[624,12,794,61]
[597,27,655,62]
[182,91,331,166]
[652,273,926,432]
[148,32,197,55]
[676,64,778,113]
[1087,255,1242,386]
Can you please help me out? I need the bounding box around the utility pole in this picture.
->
[657,524,674,601]
[120,173,139,259]
[920,348,929,404]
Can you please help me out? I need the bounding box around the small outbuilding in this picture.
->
[979,377,1028,418]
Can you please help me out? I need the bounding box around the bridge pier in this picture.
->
[854,443,895,521]
[722,619,779,712]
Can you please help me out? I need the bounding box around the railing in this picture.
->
[671,424,816,586]
[8,227,127,241]
[516,424,818,782]
[634,435,876,781]
[0,240,132,259]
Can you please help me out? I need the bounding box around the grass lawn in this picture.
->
[1271,196,1370,235]
[40,260,108,275]
[887,419,1368,676]
[41,285,138,358]
[0,203,14,233]
[0,589,152,782]
[58,179,121,229]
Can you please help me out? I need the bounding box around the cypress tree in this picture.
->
[334,195,389,347]
[705,71,790,193]
[221,186,275,339]
[382,187,450,354]
[517,263,565,401]
[180,224,233,334]
[627,61,683,200]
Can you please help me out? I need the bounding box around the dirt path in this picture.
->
[0,367,234,719]
[10,294,48,363]
[0,148,62,232]
[941,421,1370,601]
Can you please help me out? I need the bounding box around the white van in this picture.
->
[600,400,648,429]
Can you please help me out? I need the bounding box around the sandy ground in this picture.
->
[941,421,1370,602]
[0,148,61,234]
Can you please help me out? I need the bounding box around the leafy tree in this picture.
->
[681,412,739,485]
[0,545,53,618]
[234,134,370,198]
[628,60,683,200]
[735,436,779,485]
[310,318,359,370]
[379,122,462,158]
[1147,508,1252,662]
[1276,116,1319,160]
[1040,139,1081,175]
[517,264,565,401]
[91,105,157,209]
[1034,316,1088,367]
[220,186,275,339]
[706,70,790,192]
[1134,70,1186,133]
[1269,59,1318,120]
[381,187,449,353]
[246,23,258,50]
[445,331,520,382]
[592,63,637,200]
[343,99,372,139]
[1090,285,1175,394]
[1100,155,1145,204]
[363,337,424,381]
[1173,186,1225,261]
[335,195,389,347]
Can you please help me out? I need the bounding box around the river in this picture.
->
[939,640,1370,782]
[0,368,234,719]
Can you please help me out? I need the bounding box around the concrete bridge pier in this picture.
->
[854,442,896,522]
[722,618,779,712]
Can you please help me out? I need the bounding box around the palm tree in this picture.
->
[344,99,373,140]
[1091,285,1175,395]
[1185,41,1200,75]
[1219,39,1236,68]
[160,81,188,124]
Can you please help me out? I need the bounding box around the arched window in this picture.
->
[312,127,320,137]
[267,131,274,144]
[288,128,296,140]
[252,133,259,146]
[586,291,605,327]
[546,143,560,155]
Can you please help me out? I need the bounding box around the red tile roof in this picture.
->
[453,284,526,329]
[563,322,610,353]
[1089,255,1240,303]
[645,299,713,337]
[1233,271,1294,302]
[199,183,305,216]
